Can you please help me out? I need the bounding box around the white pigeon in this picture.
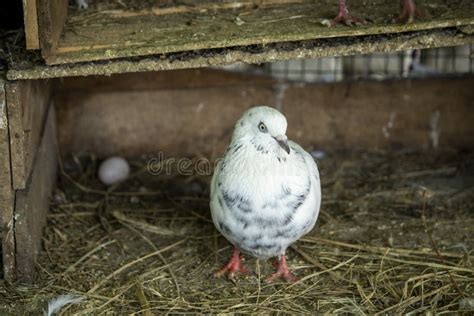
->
[210,106,321,282]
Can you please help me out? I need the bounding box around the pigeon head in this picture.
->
[233,106,290,155]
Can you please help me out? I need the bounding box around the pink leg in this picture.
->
[265,255,298,283]
[214,247,248,281]
[396,0,418,23]
[331,0,366,26]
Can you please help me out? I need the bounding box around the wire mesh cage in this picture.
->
[220,44,474,83]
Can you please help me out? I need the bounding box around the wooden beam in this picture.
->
[15,105,57,283]
[54,72,474,156]
[22,0,40,49]
[5,80,52,189]
[0,81,16,281]
[7,27,474,80]
[37,0,68,59]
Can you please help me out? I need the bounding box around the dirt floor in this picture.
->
[1,149,474,314]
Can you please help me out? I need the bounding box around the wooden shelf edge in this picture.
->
[7,27,474,80]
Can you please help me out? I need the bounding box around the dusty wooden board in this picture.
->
[5,80,53,190]
[55,71,474,157]
[44,0,474,65]
[37,0,68,56]
[0,81,16,281]
[8,27,474,80]
[22,0,40,49]
[57,68,275,92]
[15,105,57,283]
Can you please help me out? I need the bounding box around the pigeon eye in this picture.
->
[258,122,267,133]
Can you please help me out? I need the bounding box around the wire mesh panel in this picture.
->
[220,44,473,82]
[263,57,344,82]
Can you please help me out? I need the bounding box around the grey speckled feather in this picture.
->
[210,106,321,259]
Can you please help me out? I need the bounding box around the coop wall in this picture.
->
[0,81,15,280]
[55,70,474,158]
[0,79,57,282]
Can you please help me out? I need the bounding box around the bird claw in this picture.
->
[265,255,298,283]
[265,270,298,284]
[394,0,419,24]
[331,12,366,27]
[330,0,367,27]
[213,264,249,279]
[214,248,249,281]
[394,10,419,24]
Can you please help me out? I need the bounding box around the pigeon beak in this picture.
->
[274,135,290,154]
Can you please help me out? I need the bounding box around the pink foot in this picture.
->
[214,247,248,281]
[396,0,419,23]
[266,255,298,283]
[331,0,366,26]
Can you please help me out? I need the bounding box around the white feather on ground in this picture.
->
[44,294,84,316]
[76,0,88,10]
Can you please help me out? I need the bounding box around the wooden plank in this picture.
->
[37,0,68,58]
[43,0,474,65]
[0,81,16,281]
[15,105,57,283]
[6,80,52,189]
[8,27,474,80]
[55,74,474,157]
[57,69,275,93]
[22,0,40,49]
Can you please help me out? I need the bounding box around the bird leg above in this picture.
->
[331,0,366,26]
[214,247,249,281]
[266,255,298,283]
[396,0,419,23]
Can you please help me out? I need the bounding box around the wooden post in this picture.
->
[0,80,16,281]
[37,0,68,59]
[1,79,56,283]
[22,0,41,49]
[14,105,58,283]
[6,80,52,189]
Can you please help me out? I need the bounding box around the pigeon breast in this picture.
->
[210,140,321,259]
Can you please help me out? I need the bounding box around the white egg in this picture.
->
[310,150,326,160]
[98,157,130,185]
